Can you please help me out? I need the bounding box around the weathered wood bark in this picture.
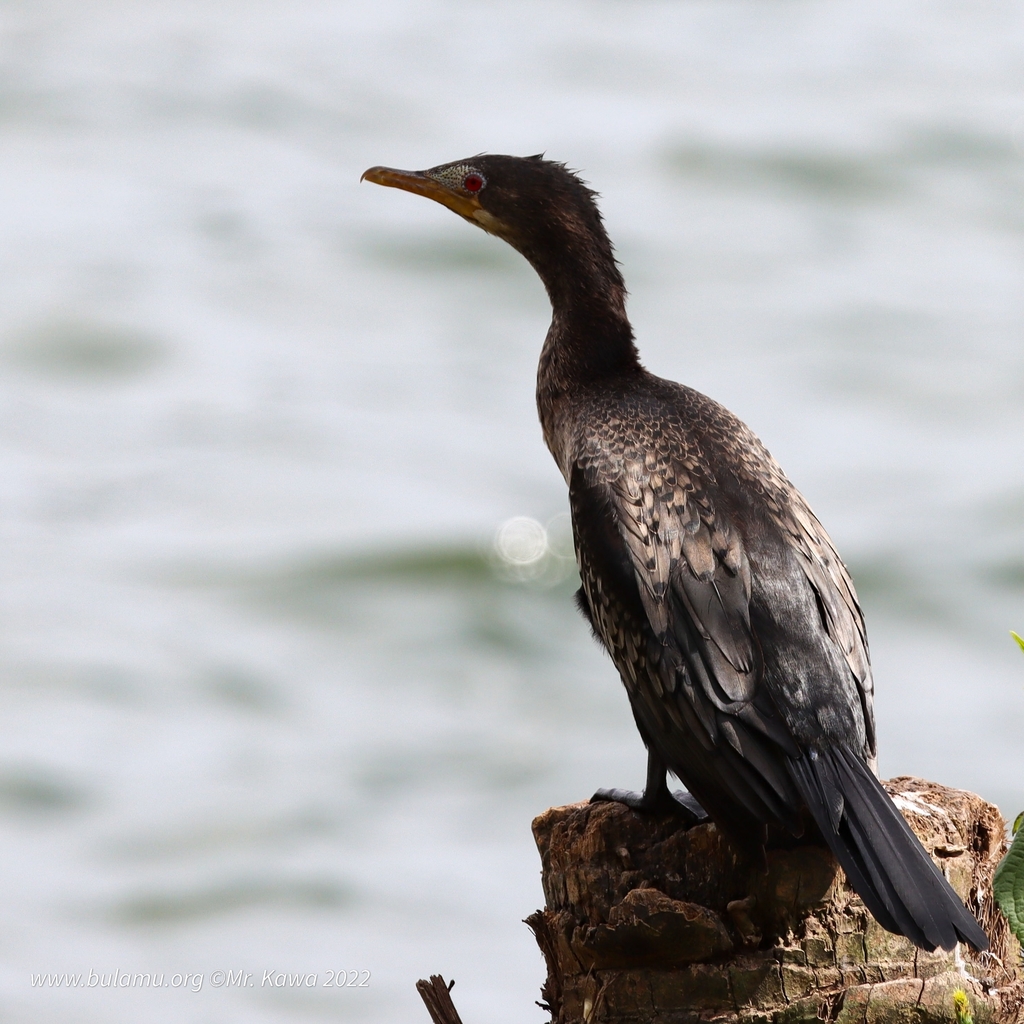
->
[528,778,1023,1024]
[416,975,465,1024]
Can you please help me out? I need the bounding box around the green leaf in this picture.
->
[1014,812,1024,837]
[1012,631,1024,654]
[993,818,1024,945]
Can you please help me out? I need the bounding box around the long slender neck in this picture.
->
[516,214,643,473]
[520,216,642,394]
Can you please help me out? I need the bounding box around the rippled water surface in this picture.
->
[2,1,1024,1020]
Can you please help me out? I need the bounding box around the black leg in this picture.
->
[591,748,708,825]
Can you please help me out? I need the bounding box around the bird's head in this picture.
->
[362,152,636,377]
[361,154,612,273]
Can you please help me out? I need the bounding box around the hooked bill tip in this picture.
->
[361,165,402,185]
[360,165,427,189]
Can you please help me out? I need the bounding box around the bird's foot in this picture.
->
[590,786,708,826]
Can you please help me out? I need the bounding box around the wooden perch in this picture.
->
[416,974,466,1024]
[527,777,1024,1024]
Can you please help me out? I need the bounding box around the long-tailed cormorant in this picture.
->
[361,154,988,953]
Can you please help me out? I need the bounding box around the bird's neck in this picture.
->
[524,231,641,472]
[525,227,642,396]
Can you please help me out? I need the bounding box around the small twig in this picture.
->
[416,974,465,1024]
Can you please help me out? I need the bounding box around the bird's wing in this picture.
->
[768,494,875,760]
[571,438,806,833]
[591,444,758,701]
[572,418,875,829]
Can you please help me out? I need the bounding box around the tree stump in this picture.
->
[527,778,1023,1024]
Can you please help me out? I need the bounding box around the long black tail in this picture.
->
[789,746,988,952]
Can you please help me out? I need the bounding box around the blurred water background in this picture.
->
[1,1,1024,1020]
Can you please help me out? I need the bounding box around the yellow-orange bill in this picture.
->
[361,165,482,219]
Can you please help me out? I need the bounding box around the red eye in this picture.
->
[463,173,484,192]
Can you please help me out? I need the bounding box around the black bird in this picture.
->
[361,154,988,953]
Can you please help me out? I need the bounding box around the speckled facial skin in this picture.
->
[424,163,485,191]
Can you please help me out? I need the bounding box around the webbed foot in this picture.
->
[589,749,708,825]
[590,785,707,826]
